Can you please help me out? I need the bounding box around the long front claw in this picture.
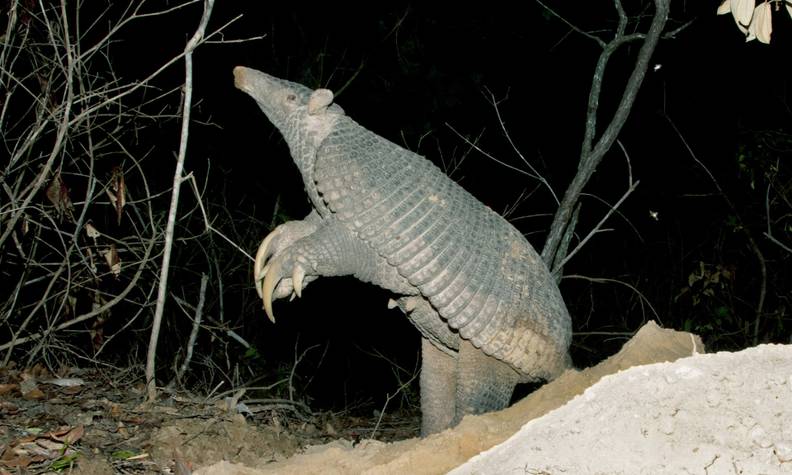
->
[261,257,283,323]
[254,229,282,298]
[292,266,305,298]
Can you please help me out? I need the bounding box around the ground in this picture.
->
[1,322,790,474]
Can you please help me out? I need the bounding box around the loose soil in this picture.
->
[3,321,789,474]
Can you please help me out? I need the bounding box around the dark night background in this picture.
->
[3,1,790,417]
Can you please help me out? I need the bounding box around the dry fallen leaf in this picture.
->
[33,439,63,452]
[0,383,18,396]
[0,400,20,414]
[109,403,123,419]
[21,388,45,401]
[29,363,51,379]
[0,453,36,469]
[49,425,85,445]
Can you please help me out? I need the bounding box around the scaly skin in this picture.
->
[235,67,573,435]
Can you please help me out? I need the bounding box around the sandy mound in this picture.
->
[197,321,792,474]
[452,343,792,474]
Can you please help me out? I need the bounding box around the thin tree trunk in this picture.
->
[146,0,215,402]
[541,0,670,273]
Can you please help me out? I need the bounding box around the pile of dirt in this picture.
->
[6,321,787,474]
[452,343,792,474]
[196,321,790,475]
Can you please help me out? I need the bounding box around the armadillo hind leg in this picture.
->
[453,339,520,426]
[419,338,457,436]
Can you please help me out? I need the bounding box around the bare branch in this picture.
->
[555,179,640,272]
[185,172,254,262]
[0,0,78,250]
[764,232,792,254]
[0,237,157,357]
[146,0,216,402]
[535,0,606,46]
[446,123,543,181]
[486,88,559,205]
[541,0,670,272]
[173,273,209,385]
[563,274,661,324]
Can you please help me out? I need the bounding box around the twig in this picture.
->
[369,367,419,440]
[764,180,792,254]
[555,180,640,271]
[764,232,792,254]
[486,87,559,204]
[186,172,254,261]
[170,294,253,350]
[174,273,208,385]
[242,400,314,422]
[289,341,320,402]
[146,0,215,402]
[534,0,605,46]
[210,381,292,402]
[94,276,159,358]
[563,274,661,324]
[446,123,543,182]
[0,0,77,251]
[0,237,157,355]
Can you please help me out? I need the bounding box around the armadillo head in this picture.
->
[234,67,345,184]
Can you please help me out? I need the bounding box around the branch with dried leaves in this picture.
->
[0,0,260,388]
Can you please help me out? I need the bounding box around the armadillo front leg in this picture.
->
[254,211,322,303]
[258,219,416,321]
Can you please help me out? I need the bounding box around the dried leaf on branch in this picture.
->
[100,245,121,278]
[108,166,127,225]
[45,171,74,221]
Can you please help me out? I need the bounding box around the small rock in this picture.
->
[749,426,772,448]
[774,440,792,463]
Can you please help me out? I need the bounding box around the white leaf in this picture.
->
[732,0,755,32]
[717,0,731,15]
[748,2,772,44]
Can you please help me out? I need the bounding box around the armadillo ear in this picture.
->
[308,89,334,115]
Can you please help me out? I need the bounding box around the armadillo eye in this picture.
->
[286,94,297,102]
